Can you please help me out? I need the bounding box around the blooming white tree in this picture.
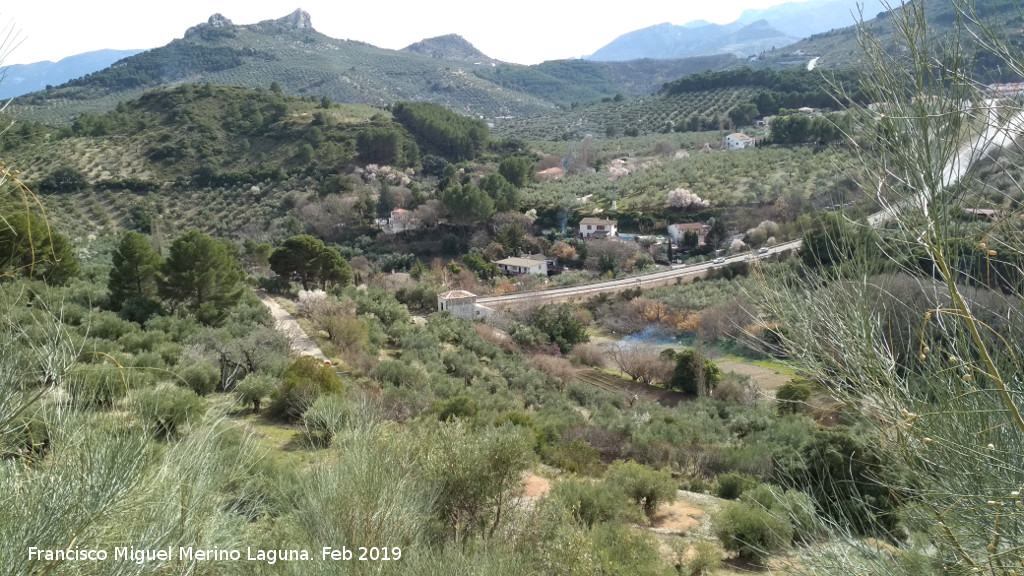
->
[666,187,710,210]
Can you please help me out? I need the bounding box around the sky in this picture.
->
[0,0,811,66]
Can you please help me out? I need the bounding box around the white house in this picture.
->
[495,257,547,276]
[387,208,417,233]
[579,217,617,239]
[724,133,756,150]
[437,290,478,320]
[668,222,710,246]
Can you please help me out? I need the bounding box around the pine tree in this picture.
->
[160,230,244,324]
[108,231,162,307]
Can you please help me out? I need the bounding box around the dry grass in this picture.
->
[570,342,609,369]
[474,323,517,354]
[528,354,578,387]
[651,500,705,533]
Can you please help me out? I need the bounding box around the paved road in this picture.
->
[870,99,1024,226]
[480,102,1022,309]
[477,240,802,307]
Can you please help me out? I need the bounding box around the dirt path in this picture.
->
[258,292,329,361]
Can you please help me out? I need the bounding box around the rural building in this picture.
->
[437,290,478,320]
[797,106,815,114]
[495,257,547,276]
[724,133,756,150]
[579,217,617,239]
[963,208,1001,221]
[387,208,417,233]
[988,82,1024,99]
[668,222,710,246]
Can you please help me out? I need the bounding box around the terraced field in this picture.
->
[40,182,293,243]
[575,369,687,407]
[493,88,758,141]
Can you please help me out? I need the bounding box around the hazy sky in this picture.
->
[1,0,812,66]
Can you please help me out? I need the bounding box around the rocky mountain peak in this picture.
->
[275,9,312,30]
[207,14,234,28]
[184,13,236,38]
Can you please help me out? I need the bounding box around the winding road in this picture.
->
[481,98,1024,308]
[476,241,802,307]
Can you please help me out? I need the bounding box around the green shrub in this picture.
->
[433,395,478,422]
[235,372,278,414]
[590,521,668,574]
[88,311,139,341]
[442,349,483,384]
[775,382,813,414]
[118,297,163,324]
[715,472,757,500]
[302,394,349,447]
[117,330,169,354]
[371,359,427,387]
[153,342,183,366]
[684,541,724,575]
[270,356,344,421]
[605,460,677,518]
[543,439,603,476]
[177,362,220,396]
[738,483,782,510]
[129,351,166,370]
[3,412,51,460]
[509,322,549,349]
[69,363,130,408]
[684,477,711,493]
[714,500,793,563]
[779,426,903,537]
[135,385,206,438]
[670,350,722,396]
[530,304,589,353]
[751,482,824,544]
[494,412,547,450]
[772,488,822,545]
[549,478,644,528]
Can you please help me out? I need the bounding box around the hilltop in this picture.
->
[7,10,750,125]
[402,34,497,64]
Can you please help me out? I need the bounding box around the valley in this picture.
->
[2,1,1024,575]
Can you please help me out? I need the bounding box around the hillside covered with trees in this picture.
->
[4,1,1024,574]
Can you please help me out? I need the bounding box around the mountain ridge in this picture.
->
[0,49,145,100]
[8,10,747,124]
[587,19,798,62]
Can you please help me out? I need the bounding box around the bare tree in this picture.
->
[611,343,672,386]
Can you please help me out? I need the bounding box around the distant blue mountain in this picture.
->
[587,0,878,62]
[586,20,797,62]
[735,0,869,38]
[0,49,144,100]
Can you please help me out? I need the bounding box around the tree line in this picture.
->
[390,101,489,162]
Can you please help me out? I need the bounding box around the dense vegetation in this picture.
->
[7,3,1024,574]
[390,102,489,162]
